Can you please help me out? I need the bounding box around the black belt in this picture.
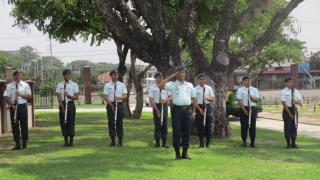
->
[173,105,192,110]
[245,106,256,108]
[16,103,27,106]
[198,104,211,106]
[112,101,123,104]
[156,103,168,105]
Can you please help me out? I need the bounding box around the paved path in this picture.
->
[230,117,320,138]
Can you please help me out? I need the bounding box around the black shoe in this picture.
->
[162,144,170,148]
[118,137,123,147]
[69,136,74,147]
[161,139,169,148]
[291,138,299,148]
[199,138,204,148]
[242,141,247,148]
[22,141,27,149]
[181,154,192,160]
[181,148,191,160]
[154,139,160,148]
[175,148,181,160]
[12,144,21,151]
[109,137,116,147]
[206,138,211,148]
[286,138,291,148]
[63,136,68,147]
[175,154,181,160]
[250,143,257,148]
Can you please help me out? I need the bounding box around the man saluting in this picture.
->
[159,66,196,160]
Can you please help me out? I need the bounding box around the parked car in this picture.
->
[226,89,262,117]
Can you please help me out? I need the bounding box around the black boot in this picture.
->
[181,147,191,160]
[22,141,27,149]
[154,138,160,148]
[291,138,299,148]
[109,136,116,147]
[118,137,123,147]
[12,141,21,151]
[63,136,68,147]
[162,139,169,148]
[206,138,211,148]
[199,137,204,148]
[242,140,247,148]
[69,136,74,147]
[175,148,181,160]
[286,138,291,148]
[250,139,257,148]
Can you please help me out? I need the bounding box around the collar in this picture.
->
[175,80,187,86]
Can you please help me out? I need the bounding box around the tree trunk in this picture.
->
[124,72,133,118]
[211,71,232,138]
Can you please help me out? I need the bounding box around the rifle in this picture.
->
[248,86,252,128]
[292,88,298,128]
[64,83,68,124]
[114,84,118,127]
[160,89,164,126]
[13,83,18,123]
[203,87,206,127]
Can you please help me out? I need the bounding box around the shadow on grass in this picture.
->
[1,111,319,179]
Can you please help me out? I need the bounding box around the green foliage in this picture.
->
[10,0,110,45]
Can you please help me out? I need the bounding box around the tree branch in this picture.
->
[183,23,210,74]
[232,0,304,70]
[211,0,236,68]
[140,64,153,77]
[231,0,272,34]
[95,0,154,64]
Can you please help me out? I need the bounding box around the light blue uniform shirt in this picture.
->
[164,80,195,106]
[236,86,260,107]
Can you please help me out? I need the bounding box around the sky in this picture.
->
[0,0,320,64]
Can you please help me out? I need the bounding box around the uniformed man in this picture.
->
[103,70,128,147]
[56,69,80,147]
[236,76,261,148]
[148,72,172,148]
[4,70,32,150]
[159,66,196,160]
[280,77,302,148]
[194,74,215,148]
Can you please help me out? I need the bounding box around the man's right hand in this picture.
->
[10,104,16,109]
[244,110,249,116]
[110,104,115,112]
[156,110,161,118]
[289,113,294,120]
[59,104,65,113]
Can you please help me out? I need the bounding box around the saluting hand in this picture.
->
[15,91,21,97]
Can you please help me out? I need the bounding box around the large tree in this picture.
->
[94,0,304,137]
[10,0,305,137]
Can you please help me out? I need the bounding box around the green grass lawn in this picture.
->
[0,112,319,180]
